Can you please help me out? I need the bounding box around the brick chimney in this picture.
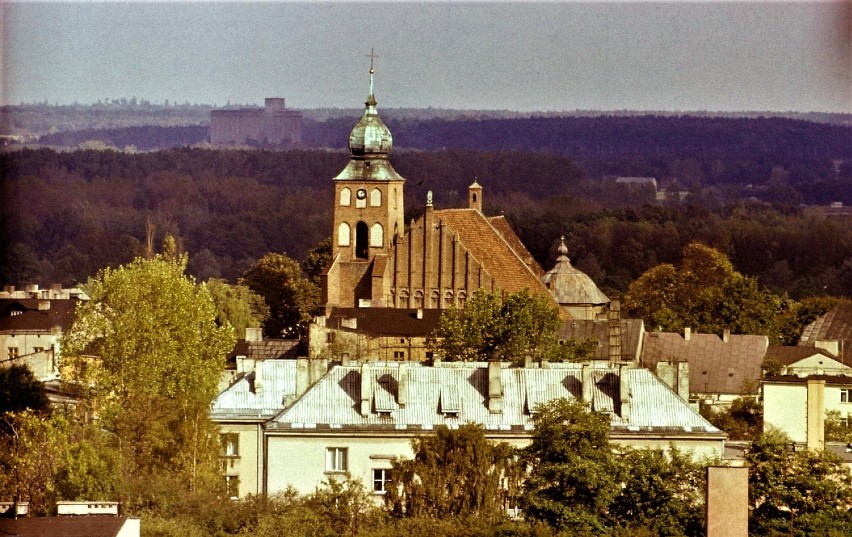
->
[360,363,372,416]
[487,361,503,414]
[806,378,825,451]
[684,327,692,341]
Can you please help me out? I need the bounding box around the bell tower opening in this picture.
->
[355,221,369,259]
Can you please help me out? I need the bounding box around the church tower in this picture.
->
[326,50,405,308]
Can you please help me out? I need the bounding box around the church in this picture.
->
[314,59,609,360]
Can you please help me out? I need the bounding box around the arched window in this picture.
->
[337,222,351,246]
[370,223,384,248]
[413,290,424,308]
[340,187,351,206]
[393,188,398,209]
[355,221,369,259]
[370,188,382,207]
[399,290,410,308]
[444,290,454,306]
[457,290,467,308]
[430,290,440,308]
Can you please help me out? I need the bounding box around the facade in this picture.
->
[210,98,303,146]
[0,285,87,381]
[764,345,851,377]
[641,328,769,403]
[763,375,852,448]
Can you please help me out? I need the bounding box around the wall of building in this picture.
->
[218,422,263,498]
[1,333,60,380]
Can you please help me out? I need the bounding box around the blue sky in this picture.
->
[2,1,850,112]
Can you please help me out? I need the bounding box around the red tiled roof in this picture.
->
[0,517,129,537]
[434,209,554,303]
[641,331,769,395]
[486,216,545,277]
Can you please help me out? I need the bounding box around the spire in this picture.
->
[557,236,569,262]
[366,47,378,106]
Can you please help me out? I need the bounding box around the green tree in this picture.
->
[241,253,320,338]
[303,237,332,287]
[206,278,269,339]
[432,289,594,362]
[825,410,852,443]
[699,396,763,441]
[386,424,519,520]
[62,252,235,499]
[306,474,379,537]
[0,364,50,418]
[624,242,791,342]
[519,398,621,533]
[747,429,852,536]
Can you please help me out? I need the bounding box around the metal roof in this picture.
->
[267,362,719,434]
[211,360,297,420]
[557,318,644,362]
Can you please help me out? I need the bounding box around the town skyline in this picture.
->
[2,1,850,113]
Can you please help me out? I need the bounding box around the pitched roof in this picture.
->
[543,246,609,305]
[486,216,545,277]
[433,209,555,303]
[641,331,769,395]
[0,299,79,332]
[799,303,852,353]
[764,345,840,366]
[0,517,131,537]
[211,360,297,420]
[326,307,442,337]
[557,319,645,362]
[267,362,720,435]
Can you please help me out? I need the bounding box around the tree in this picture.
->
[306,474,379,537]
[431,289,595,362]
[699,396,763,441]
[303,237,332,287]
[747,428,852,536]
[519,398,621,532]
[624,242,790,341]
[61,252,235,497]
[206,278,269,339]
[386,424,518,520]
[241,253,320,338]
[0,365,50,418]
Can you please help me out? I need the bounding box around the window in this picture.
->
[394,351,405,360]
[370,188,382,207]
[7,348,19,360]
[340,187,351,206]
[224,475,239,500]
[338,222,351,247]
[326,447,348,472]
[326,332,336,343]
[841,389,852,403]
[370,223,384,248]
[373,468,392,493]
[220,433,239,458]
[34,347,44,353]
[356,222,369,258]
[10,310,21,316]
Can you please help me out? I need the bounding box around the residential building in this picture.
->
[798,303,852,362]
[763,376,852,449]
[210,98,302,146]
[763,345,852,377]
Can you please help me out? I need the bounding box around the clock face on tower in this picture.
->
[356,188,367,200]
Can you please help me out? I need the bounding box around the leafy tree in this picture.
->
[610,447,706,537]
[303,237,332,286]
[699,396,763,441]
[825,410,852,443]
[241,253,320,338]
[0,364,50,418]
[305,474,380,537]
[624,242,791,342]
[747,428,852,536]
[206,278,269,339]
[519,398,622,533]
[431,289,594,362]
[386,424,519,520]
[61,252,235,497]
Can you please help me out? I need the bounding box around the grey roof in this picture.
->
[542,241,609,306]
[799,303,852,362]
[557,319,644,362]
[268,362,720,435]
[211,360,297,420]
[764,345,840,366]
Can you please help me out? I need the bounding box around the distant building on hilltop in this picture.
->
[210,98,302,146]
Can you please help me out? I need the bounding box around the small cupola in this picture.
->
[468,180,483,212]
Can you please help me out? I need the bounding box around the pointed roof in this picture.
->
[334,49,404,183]
[542,237,609,305]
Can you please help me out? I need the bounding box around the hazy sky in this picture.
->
[2,1,850,112]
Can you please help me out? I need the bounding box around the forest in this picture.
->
[2,144,851,299]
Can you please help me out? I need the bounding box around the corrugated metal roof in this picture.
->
[268,362,718,434]
[641,331,768,395]
[211,360,297,420]
[799,304,852,364]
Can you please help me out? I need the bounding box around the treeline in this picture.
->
[37,126,210,151]
[2,147,850,299]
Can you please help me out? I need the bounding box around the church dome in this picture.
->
[348,63,392,157]
[543,238,609,305]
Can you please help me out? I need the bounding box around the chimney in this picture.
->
[25,284,38,294]
[360,363,372,416]
[806,378,825,451]
[296,358,310,399]
[722,329,730,343]
[253,360,264,394]
[487,361,503,414]
[397,363,408,407]
[416,308,423,320]
[608,297,622,366]
[619,364,632,421]
[468,180,483,212]
[684,327,692,341]
[245,327,263,342]
[582,363,594,404]
[236,356,246,374]
[676,360,690,401]
[3,286,14,294]
[523,354,533,368]
[51,283,62,292]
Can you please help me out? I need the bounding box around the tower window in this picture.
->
[370,188,382,207]
[356,221,369,258]
[340,187,351,206]
[338,223,351,246]
[370,223,384,248]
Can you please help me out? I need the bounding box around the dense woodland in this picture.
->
[2,145,851,301]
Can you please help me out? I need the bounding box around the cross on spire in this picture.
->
[366,47,379,74]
